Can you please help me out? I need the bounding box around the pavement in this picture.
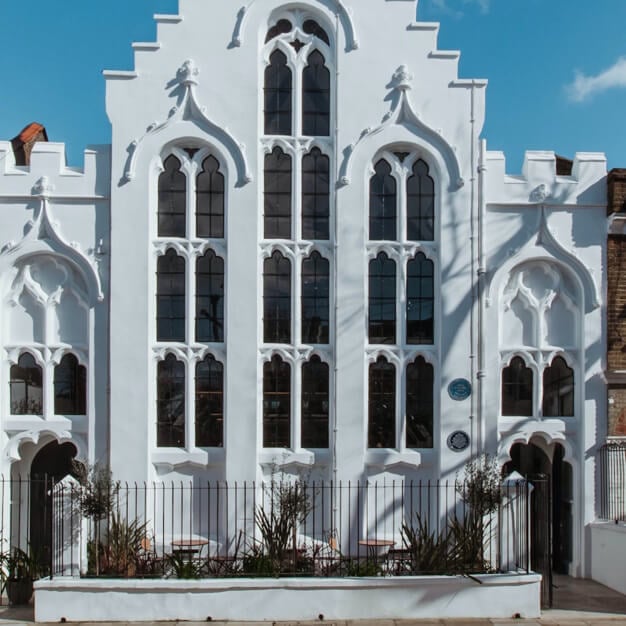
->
[0,574,623,625]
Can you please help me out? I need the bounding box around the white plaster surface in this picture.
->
[590,522,626,595]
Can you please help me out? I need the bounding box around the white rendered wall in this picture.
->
[590,522,626,595]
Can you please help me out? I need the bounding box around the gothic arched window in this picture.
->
[502,357,533,416]
[264,147,293,239]
[10,353,43,415]
[301,356,329,448]
[54,354,86,415]
[196,250,224,343]
[157,249,186,342]
[264,251,292,343]
[263,355,291,447]
[368,357,395,448]
[195,355,223,447]
[302,50,330,137]
[407,159,435,241]
[406,253,434,344]
[158,155,186,237]
[302,252,329,344]
[264,50,292,135]
[543,356,574,417]
[406,356,433,448]
[369,253,396,344]
[370,160,397,240]
[157,354,186,447]
[196,155,225,238]
[302,148,330,240]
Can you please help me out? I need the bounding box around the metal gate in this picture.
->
[528,473,552,609]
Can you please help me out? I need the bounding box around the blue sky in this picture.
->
[1,0,625,172]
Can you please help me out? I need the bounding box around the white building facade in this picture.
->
[0,0,607,578]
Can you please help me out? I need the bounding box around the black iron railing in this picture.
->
[598,440,626,522]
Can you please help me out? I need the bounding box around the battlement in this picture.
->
[0,142,110,199]
[485,150,607,207]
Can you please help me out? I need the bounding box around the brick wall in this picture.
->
[608,168,626,215]
[608,386,626,437]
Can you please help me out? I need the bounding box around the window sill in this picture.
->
[152,447,225,470]
[365,449,434,470]
[259,449,330,469]
[4,416,85,433]
[498,416,575,435]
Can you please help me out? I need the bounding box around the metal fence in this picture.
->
[0,476,532,580]
[598,440,626,521]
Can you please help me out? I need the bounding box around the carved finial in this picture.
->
[177,59,199,87]
[392,65,413,92]
[33,176,54,198]
[530,184,550,203]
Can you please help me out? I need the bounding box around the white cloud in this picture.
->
[430,0,490,17]
[566,57,626,103]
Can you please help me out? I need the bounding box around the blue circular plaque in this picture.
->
[448,378,472,401]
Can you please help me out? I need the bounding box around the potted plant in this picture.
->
[0,546,41,606]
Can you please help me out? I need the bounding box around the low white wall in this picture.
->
[35,573,541,622]
[590,522,626,595]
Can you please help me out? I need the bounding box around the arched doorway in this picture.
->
[29,441,77,572]
[504,440,573,605]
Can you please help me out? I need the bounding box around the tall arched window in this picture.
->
[264,251,292,343]
[158,155,186,237]
[406,356,433,448]
[157,249,186,342]
[302,148,329,240]
[196,250,224,343]
[196,355,223,447]
[368,357,395,448]
[196,155,225,238]
[407,159,435,241]
[54,354,86,415]
[264,50,292,135]
[406,253,434,344]
[263,355,291,447]
[301,356,329,448]
[302,252,329,344]
[543,356,574,417]
[10,353,43,415]
[264,147,292,239]
[302,50,330,137]
[369,159,397,240]
[502,357,533,416]
[157,354,186,447]
[369,253,396,344]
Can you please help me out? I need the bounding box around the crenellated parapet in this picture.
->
[0,141,110,199]
[485,150,607,207]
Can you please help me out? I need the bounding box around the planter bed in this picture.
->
[35,572,541,622]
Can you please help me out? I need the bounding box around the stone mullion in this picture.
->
[186,353,196,450]
[293,354,302,450]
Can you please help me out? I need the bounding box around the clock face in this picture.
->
[447,430,470,452]
[448,378,472,401]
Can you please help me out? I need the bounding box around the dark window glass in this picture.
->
[302,252,329,344]
[196,250,224,343]
[157,354,185,447]
[406,253,434,344]
[543,357,574,417]
[264,147,292,238]
[369,160,396,240]
[368,357,395,448]
[369,253,396,344]
[54,354,86,415]
[302,356,329,448]
[407,159,435,241]
[158,155,186,237]
[264,50,292,135]
[502,357,533,416]
[196,155,224,238]
[302,20,330,45]
[196,355,223,447]
[302,148,329,240]
[10,353,42,415]
[157,249,186,342]
[302,50,330,136]
[265,19,292,43]
[263,355,291,447]
[264,251,292,343]
[406,357,433,448]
